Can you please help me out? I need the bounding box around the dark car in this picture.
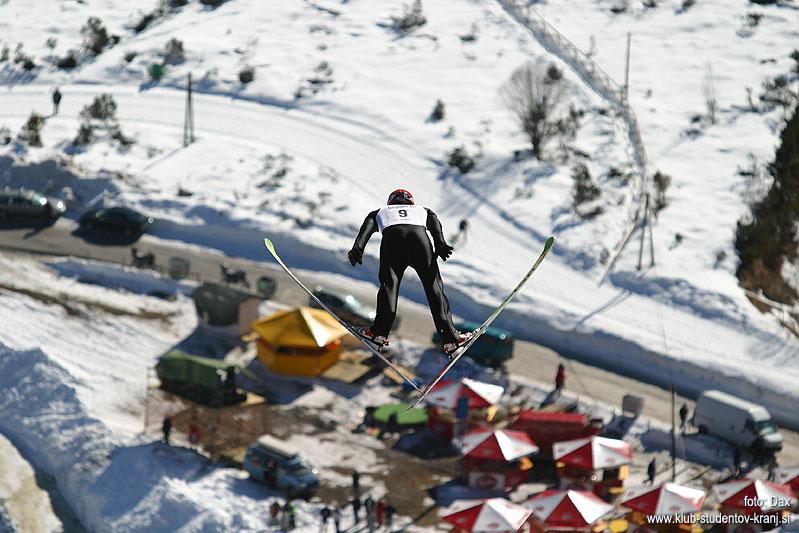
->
[432,320,514,367]
[0,187,66,222]
[79,206,153,236]
[309,287,401,330]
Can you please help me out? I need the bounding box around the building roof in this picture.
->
[251,307,347,348]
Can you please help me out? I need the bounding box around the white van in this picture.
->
[244,434,320,498]
[692,390,783,452]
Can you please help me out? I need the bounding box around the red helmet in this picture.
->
[387,189,414,205]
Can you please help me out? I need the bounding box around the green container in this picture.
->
[156,350,236,391]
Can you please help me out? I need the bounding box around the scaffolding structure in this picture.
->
[143,369,270,461]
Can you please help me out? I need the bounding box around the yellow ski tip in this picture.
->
[264,238,276,255]
[544,236,555,251]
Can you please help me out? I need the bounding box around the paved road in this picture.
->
[1,218,797,463]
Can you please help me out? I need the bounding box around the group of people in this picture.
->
[269,500,297,531]
[346,470,396,532]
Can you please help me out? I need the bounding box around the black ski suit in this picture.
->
[350,206,460,343]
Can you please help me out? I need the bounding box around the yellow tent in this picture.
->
[251,307,348,377]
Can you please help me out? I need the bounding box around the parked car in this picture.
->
[244,434,320,498]
[309,287,401,330]
[692,389,783,453]
[0,187,66,222]
[432,320,514,367]
[79,206,153,236]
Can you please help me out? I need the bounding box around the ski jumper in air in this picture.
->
[347,189,471,355]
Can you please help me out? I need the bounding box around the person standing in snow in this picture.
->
[320,506,331,532]
[269,500,281,526]
[332,506,342,533]
[52,87,62,115]
[348,189,471,356]
[554,363,566,391]
[679,403,689,433]
[351,496,361,524]
[188,422,200,450]
[351,470,360,499]
[162,416,172,444]
[646,458,656,485]
[376,498,387,528]
[385,503,396,530]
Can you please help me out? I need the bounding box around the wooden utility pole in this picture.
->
[183,72,195,147]
[671,384,677,481]
[624,32,631,100]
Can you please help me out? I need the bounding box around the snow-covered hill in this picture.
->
[2,0,799,428]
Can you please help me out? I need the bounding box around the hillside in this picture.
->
[1,0,799,429]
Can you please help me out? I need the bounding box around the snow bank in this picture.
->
[0,343,325,532]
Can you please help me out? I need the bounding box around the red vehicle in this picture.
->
[509,411,603,458]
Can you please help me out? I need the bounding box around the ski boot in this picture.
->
[354,326,389,351]
[442,331,474,360]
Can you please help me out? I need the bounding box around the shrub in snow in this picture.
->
[164,37,185,65]
[82,17,111,56]
[81,94,117,122]
[239,66,255,84]
[447,146,476,174]
[460,22,478,43]
[790,49,799,75]
[57,52,78,70]
[75,94,133,147]
[653,170,671,211]
[501,61,577,159]
[392,0,427,34]
[759,75,797,111]
[124,50,137,63]
[429,99,445,122]
[18,112,44,147]
[0,44,8,62]
[680,0,697,10]
[45,37,57,53]
[571,163,600,211]
[73,121,94,146]
[736,105,799,304]
[702,65,719,125]
[110,125,134,147]
[546,63,564,82]
[199,0,227,7]
[0,126,11,145]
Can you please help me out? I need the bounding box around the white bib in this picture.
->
[376,205,427,232]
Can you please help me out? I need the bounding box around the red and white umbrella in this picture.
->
[426,378,504,410]
[525,490,614,528]
[442,498,532,532]
[553,436,632,470]
[620,482,706,516]
[776,467,799,492]
[712,478,796,514]
[460,427,539,462]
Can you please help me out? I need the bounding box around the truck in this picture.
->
[692,390,783,453]
[243,434,320,498]
[155,350,246,407]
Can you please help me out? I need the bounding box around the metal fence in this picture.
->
[497,0,654,265]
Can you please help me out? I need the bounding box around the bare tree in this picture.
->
[500,61,571,159]
[702,64,719,125]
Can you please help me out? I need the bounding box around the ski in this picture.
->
[405,236,555,412]
[263,238,421,391]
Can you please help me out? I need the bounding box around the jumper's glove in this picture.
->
[348,247,363,266]
[436,243,454,262]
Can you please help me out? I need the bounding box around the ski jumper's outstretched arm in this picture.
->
[425,209,454,261]
[348,210,379,265]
